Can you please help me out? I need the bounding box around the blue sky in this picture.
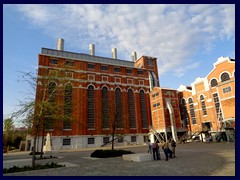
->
[3,4,235,122]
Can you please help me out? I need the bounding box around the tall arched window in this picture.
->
[140,90,148,128]
[88,85,95,129]
[115,88,122,128]
[221,72,230,82]
[200,95,207,116]
[210,79,218,87]
[128,89,136,128]
[48,82,56,103]
[64,84,72,129]
[213,93,223,121]
[102,87,109,128]
[180,99,188,127]
[45,82,56,129]
[188,98,196,124]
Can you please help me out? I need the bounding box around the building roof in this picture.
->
[41,48,136,68]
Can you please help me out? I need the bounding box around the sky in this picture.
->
[3,4,235,122]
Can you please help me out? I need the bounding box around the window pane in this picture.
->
[64,84,72,129]
[211,79,218,87]
[200,96,207,116]
[102,87,109,128]
[115,88,123,128]
[131,136,136,142]
[126,69,132,74]
[128,89,136,128]
[88,64,95,69]
[101,66,108,71]
[221,72,230,82]
[140,90,148,128]
[118,137,123,143]
[188,98,196,124]
[50,59,58,65]
[88,86,95,128]
[180,99,189,127]
[63,138,71,146]
[88,138,95,144]
[103,137,109,144]
[65,60,74,66]
[114,67,120,72]
[137,70,143,75]
[213,93,223,121]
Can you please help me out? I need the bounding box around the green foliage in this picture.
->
[90,149,134,158]
[3,162,65,174]
[3,117,28,150]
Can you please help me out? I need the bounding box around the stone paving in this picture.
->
[3,142,235,176]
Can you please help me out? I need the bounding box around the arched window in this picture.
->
[221,72,230,82]
[45,82,56,129]
[48,82,56,103]
[213,93,223,121]
[64,84,72,129]
[102,87,109,128]
[200,95,207,116]
[210,79,218,87]
[140,90,148,128]
[180,99,188,127]
[88,85,95,129]
[188,98,196,124]
[115,88,123,128]
[128,89,136,128]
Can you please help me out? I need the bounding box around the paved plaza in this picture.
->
[3,142,235,176]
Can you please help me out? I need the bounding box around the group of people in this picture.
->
[147,139,176,161]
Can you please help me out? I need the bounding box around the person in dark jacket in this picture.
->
[152,142,160,160]
[170,139,176,157]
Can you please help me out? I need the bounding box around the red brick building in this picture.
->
[28,38,160,150]
[149,87,186,142]
[26,39,235,151]
[150,56,235,143]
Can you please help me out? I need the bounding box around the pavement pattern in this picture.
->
[3,142,235,176]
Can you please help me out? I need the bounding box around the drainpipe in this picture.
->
[166,99,178,142]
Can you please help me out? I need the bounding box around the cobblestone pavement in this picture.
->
[3,142,235,176]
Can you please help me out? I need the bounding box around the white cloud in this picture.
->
[174,62,200,77]
[10,4,235,77]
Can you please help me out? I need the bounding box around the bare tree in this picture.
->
[12,71,75,169]
[109,88,123,150]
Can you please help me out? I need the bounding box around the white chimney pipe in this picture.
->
[89,44,95,55]
[131,51,137,61]
[57,38,64,51]
[112,48,117,59]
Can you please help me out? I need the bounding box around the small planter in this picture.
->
[3,162,65,174]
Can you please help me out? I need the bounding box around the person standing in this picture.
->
[162,141,169,161]
[157,142,161,160]
[147,139,152,154]
[171,139,176,157]
[152,142,160,160]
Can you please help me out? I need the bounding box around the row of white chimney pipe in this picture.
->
[57,38,137,61]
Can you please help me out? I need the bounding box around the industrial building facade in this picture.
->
[26,38,235,151]
[149,56,235,143]
[28,38,160,151]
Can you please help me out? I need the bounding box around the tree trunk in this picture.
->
[40,124,45,159]
[111,132,114,150]
[32,134,37,169]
